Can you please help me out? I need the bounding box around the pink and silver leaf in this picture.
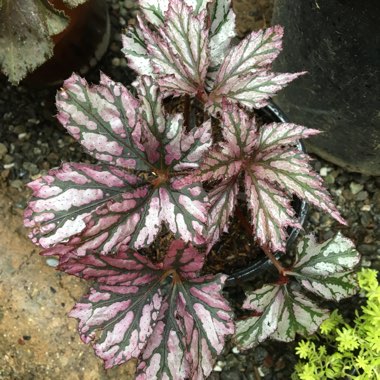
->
[183,0,213,14]
[287,233,360,301]
[207,178,239,248]
[258,123,320,152]
[138,0,210,26]
[270,287,328,342]
[253,147,346,224]
[155,182,208,246]
[58,248,159,284]
[209,71,305,110]
[143,0,210,97]
[197,146,242,183]
[138,0,169,26]
[244,170,300,252]
[208,0,236,66]
[56,73,152,171]
[220,104,259,155]
[137,76,212,171]
[23,162,140,250]
[69,272,165,369]
[141,81,206,167]
[235,284,282,350]
[136,273,234,379]
[121,25,154,77]
[68,241,234,376]
[56,184,153,256]
[136,76,165,166]
[161,239,205,279]
[211,25,285,93]
[63,179,207,254]
[192,106,257,220]
[236,284,328,349]
[171,119,212,171]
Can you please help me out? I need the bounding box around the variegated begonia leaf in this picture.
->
[123,2,303,110]
[236,233,360,349]
[208,0,236,66]
[121,24,154,77]
[137,0,210,97]
[62,0,87,7]
[207,25,305,110]
[138,0,211,26]
[235,283,328,350]
[196,104,345,252]
[67,240,235,378]
[207,178,239,247]
[24,74,212,255]
[286,233,360,301]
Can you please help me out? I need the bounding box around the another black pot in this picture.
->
[226,102,308,286]
[271,0,380,176]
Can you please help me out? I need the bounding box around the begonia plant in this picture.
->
[24,0,361,378]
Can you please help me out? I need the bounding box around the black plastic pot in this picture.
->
[225,102,308,286]
[271,0,380,176]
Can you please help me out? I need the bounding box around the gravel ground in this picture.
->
[0,0,379,379]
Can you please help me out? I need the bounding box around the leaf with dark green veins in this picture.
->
[236,283,328,350]
[25,74,211,255]
[122,23,154,77]
[194,104,344,252]
[67,240,235,379]
[138,0,210,97]
[287,233,360,301]
[208,0,236,66]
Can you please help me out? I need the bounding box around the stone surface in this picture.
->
[0,188,136,380]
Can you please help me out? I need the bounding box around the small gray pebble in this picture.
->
[325,174,335,184]
[3,154,14,164]
[124,0,135,8]
[10,180,23,189]
[322,230,335,240]
[350,182,364,195]
[220,370,245,380]
[0,143,8,159]
[360,212,372,227]
[356,190,368,201]
[358,244,376,255]
[253,346,268,364]
[309,212,320,225]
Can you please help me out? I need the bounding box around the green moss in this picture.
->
[292,268,380,380]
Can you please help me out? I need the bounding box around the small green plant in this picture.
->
[293,268,380,380]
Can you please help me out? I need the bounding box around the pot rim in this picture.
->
[225,101,308,286]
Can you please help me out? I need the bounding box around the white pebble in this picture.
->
[319,167,331,176]
[46,258,59,268]
[349,182,364,195]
